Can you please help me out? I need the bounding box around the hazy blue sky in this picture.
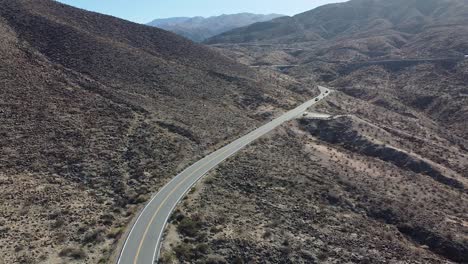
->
[56,0,347,24]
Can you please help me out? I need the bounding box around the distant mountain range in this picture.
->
[147,13,284,42]
[197,1,468,263]
[2,0,468,263]
[205,0,468,58]
[0,1,303,263]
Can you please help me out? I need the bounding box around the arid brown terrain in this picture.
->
[206,0,468,57]
[160,91,468,264]
[160,0,468,263]
[0,0,311,263]
[1,0,467,263]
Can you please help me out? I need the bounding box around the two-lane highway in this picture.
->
[117,86,331,264]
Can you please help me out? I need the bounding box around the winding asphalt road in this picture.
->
[117,86,331,264]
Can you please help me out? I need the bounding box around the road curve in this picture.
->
[117,86,331,264]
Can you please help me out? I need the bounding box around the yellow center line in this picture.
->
[133,146,233,264]
[132,90,329,263]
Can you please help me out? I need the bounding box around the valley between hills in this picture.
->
[0,0,467,264]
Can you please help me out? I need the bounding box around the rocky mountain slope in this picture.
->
[159,0,468,263]
[208,0,468,141]
[0,0,309,263]
[148,13,284,42]
[1,0,467,263]
[160,91,468,264]
[206,0,468,56]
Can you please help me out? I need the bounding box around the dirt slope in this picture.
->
[0,0,311,263]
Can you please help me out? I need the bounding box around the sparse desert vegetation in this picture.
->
[161,104,467,263]
[1,0,468,263]
[0,0,312,262]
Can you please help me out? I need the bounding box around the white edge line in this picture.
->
[116,86,330,264]
[151,88,331,263]
[117,160,208,264]
[152,129,270,263]
[117,188,158,264]
[117,128,256,264]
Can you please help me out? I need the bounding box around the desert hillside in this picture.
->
[207,0,468,58]
[1,0,467,263]
[160,91,468,264]
[159,0,468,263]
[0,0,310,263]
[208,0,468,141]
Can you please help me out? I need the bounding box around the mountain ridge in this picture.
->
[1,0,467,263]
[0,0,307,263]
[205,0,468,57]
[159,0,468,263]
[148,13,284,42]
